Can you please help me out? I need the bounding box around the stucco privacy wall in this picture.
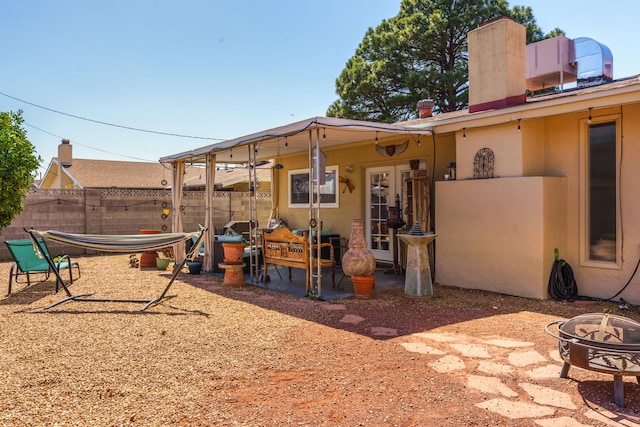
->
[435,176,567,299]
[0,189,271,261]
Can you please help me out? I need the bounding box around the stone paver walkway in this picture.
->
[221,287,640,425]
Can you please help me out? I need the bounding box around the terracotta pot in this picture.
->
[139,229,161,268]
[222,242,245,265]
[342,219,376,277]
[351,275,375,298]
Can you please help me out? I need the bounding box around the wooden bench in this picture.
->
[261,227,335,293]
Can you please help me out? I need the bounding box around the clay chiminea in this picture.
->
[341,219,376,298]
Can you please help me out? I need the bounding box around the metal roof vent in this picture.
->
[574,37,613,88]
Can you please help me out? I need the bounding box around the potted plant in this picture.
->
[156,257,172,270]
[187,260,203,274]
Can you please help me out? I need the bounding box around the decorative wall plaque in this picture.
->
[473,147,494,179]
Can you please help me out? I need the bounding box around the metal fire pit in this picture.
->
[546,313,640,407]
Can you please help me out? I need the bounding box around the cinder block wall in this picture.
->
[0,188,271,260]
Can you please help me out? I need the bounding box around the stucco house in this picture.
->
[161,17,640,304]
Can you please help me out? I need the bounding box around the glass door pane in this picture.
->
[366,167,393,261]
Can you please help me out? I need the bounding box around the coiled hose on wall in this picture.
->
[548,249,579,301]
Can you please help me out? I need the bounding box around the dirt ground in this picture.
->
[1,253,640,426]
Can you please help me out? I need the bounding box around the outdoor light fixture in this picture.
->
[588,108,592,124]
[463,128,466,140]
[517,119,521,132]
[375,131,379,145]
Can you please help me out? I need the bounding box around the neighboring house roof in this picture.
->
[38,158,271,190]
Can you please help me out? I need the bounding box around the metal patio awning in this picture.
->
[159,116,433,164]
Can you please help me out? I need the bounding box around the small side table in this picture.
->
[218,263,246,286]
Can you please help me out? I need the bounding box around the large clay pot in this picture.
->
[342,219,376,277]
[351,275,375,298]
[222,242,245,265]
[139,230,161,268]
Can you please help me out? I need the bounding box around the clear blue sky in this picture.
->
[1,1,637,176]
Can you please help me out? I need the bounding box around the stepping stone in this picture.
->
[235,291,255,296]
[534,416,592,426]
[399,342,446,355]
[450,343,492,358]
[467,375,517,397]
[508,350,547,367]
[430,355,466,373]
[476,398,555,419]
[482,338,534,348]
[206,284,223,291]
[549,349,563,363]
[526,364,562,379]
[257,295,276,301]
[319,303,346,311]
[339,314,365,325]
[413,332,464,342]
[584,408,640,426]
[477,361,514,375]
[370,327,398,337]
[519,383,577,409]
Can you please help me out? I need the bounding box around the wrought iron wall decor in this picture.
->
[473,147,494,179]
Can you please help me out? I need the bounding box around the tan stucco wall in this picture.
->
[543,104,640,303]
[435,176,567,299]
[456,123,526,179]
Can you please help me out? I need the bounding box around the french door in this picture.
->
[365,165,410,262]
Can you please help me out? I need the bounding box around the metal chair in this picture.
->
[4,238,81,296]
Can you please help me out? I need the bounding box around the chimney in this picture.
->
[417,99,434,118]
[468,17,527,113]
[58,139,72,168]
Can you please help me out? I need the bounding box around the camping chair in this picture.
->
[4,238,81,296]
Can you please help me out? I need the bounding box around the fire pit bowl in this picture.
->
[545,313,640,407]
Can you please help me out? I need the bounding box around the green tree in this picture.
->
[0,110,41,230]
[327,0,563,122]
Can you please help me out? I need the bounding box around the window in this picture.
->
[581,117,620,266]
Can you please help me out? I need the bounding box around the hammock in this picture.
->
[25,228,207,311]
[32,230,200,253]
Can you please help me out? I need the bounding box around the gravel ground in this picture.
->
[1,253,640,426]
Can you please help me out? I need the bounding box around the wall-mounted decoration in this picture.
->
[473,147,494,179]
[339,176,355,193]
[288,166,339,208]
[375,140,409,157]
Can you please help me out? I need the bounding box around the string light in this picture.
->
[588,107,592,124]
[463,128,466,140]
[416,137,421,147]
[375,131,379,145]
[517,119,521,132]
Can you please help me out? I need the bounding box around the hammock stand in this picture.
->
[25,227,207,311]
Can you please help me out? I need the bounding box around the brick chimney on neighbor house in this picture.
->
[468,17,527,113]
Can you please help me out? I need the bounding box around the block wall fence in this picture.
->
[0,188,272,261]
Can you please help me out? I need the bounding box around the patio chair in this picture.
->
[4,238,81,296]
